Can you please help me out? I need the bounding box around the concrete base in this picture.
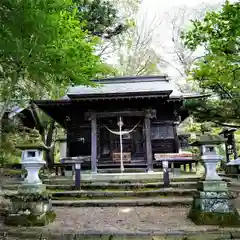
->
[18,184,46,194]
[189,180,240,226]
[5,210,56,226]
[10,199,52,214]
[5,196,55,226]
[197,180,228,192]
[189,205,240,226]
[192,191,234,213]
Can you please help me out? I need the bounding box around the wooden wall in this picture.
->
[66,99,182,158]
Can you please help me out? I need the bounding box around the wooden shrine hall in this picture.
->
[33,75,207,173]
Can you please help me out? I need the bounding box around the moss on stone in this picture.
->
[188,207,240,227]
[52,195,170,201]
[5,191,52,202]
[4,210,56,226]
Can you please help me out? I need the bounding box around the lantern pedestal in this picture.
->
[5,147,56,226]
[18,158,46,194]
[189,155,240,226]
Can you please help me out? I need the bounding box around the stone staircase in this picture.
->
[3,175,197,207]
[3,174,237,208]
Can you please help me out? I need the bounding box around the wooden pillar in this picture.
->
[91,113,97,173]
[173,124,180,153]
[144,110,153,172]
[75,163,81,189]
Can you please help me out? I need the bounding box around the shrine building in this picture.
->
[33,75,208,173]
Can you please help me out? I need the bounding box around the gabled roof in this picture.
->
[66,75,172,100]
[33,75,210,127]
[62,75,209,101]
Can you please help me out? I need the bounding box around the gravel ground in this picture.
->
[0,206,223,235]
[44,206,215,233]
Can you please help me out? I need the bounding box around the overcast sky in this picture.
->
[137,0,235,82]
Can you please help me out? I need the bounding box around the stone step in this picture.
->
[43,175,200,185]
[3,181,198,191]
[51,188,196,200]
[97,168,147,173]
[96,163,148,168]
[51,197,192,207]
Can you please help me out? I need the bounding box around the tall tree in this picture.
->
[100,0,162,75]
[155,3,222,92]
[181,0,240,127]
[75,0,127,39]
[0,0,112,116]
[0,0,114,165]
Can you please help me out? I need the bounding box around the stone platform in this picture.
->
[189,180,240,226]
[76,172,200,182]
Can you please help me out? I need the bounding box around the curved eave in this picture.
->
[67,90,172,101]
[169,93,211,100]
[33,100,71,128]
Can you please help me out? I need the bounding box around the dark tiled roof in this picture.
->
[67,75,172,98]
[63,75,209,100]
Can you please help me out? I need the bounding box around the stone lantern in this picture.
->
[188,133,240,226]
[191,134,225,181]
[4,129,56,226]
[17,130,46,193]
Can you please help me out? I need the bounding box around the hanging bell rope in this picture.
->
[103,121,141,136]
[103,119,141,173]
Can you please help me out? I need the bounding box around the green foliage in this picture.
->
[2,169,23,177]
[184,99,240,124]
[181,1,240,126]
[0,0,113,106]
[75,0,127,38]
[0,0,119,166]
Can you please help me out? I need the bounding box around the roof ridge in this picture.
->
[92,75,169,84]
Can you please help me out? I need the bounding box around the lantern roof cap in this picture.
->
[16,128,47,150]
[191,133,226,146]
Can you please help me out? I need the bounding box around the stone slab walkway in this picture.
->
[2,206,240,239]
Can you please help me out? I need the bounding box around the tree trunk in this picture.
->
[29,102,45,137]
[30,102,56,169]
[0,100,11,167]
[45,120,55,169]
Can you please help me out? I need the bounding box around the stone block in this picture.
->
[5,210,56,226]
[4,192,55,226]
[189,189,240,226]
[18,183,46,194]
[10,200,52,215]
[188,206,240,226]
[197,180,228,192]
[196,191,231,199]
[192,193,234,213]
